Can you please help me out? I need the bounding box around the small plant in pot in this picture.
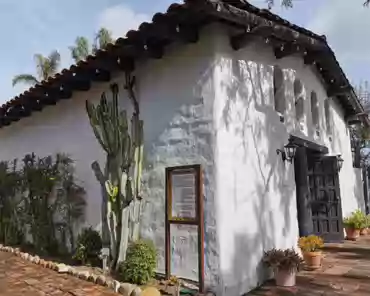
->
[298,235,324,270]
[262,248,304,287]
[343,210,366,240]
[365,214,370,235]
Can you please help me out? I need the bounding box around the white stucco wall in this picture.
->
[212,24,364,295]
[0,25,221,288]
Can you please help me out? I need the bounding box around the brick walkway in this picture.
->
[0,251,117,296]
[2,237,370,295]
[249,236,370,295]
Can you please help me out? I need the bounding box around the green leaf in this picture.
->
[12,74,39,87]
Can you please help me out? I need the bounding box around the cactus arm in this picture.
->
[120,172,128,196]
[125,178,134,206]
[91,161,110,247]
[85,101,109,152]
[111,85,120,154]
[135,120,144,198]
[117,206,130,266]
[96,99,114,155]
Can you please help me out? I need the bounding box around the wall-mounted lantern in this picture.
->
[337,154,344,171]
[276,140,298,163]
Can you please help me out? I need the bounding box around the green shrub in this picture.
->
[343,209,367,229]
[120,239,157,285]
[73,227,102,265]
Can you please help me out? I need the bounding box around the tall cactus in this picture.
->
[85,75,144,270]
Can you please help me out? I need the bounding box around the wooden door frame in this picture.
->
[309,155,344,242]
[165,164,205,293]
[293,135,344,242]
[293,135,328,237]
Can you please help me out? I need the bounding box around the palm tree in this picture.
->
[12,50,61,87]
[69,28,113,63]
[69,36,90,63]
[92,28,114,54]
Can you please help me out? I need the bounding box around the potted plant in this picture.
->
[365,214,370,235]
[298,235,324,270]
[343,210,366,240]
[362,214,370,236]
[262,248,303,287]
[358,210,368,235]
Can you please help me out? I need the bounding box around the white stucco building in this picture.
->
[0,0,367,295]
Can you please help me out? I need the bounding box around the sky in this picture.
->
[0,0,369,103]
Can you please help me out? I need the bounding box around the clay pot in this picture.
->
[275,269,296,287]
[360,228,368,236]
[346,227,360,241]
[303,251,322,270]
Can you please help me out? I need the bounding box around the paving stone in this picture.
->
[248,236,370,296]
[0,251,118,295]
[118,283,135,295]
[345,270,370,280]
[56,263,70,273]
[323,266,352,275]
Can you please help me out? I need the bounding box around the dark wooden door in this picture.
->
[307,156,344,242]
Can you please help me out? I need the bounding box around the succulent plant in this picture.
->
[86,75,145,270]
[263,248,304,273]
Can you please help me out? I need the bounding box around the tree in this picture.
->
[267,0,370,9]
[69,28,113,63]
[69,37,90,63]
[12,50,61,87]
[353,81,370,167]
[92,28,114,54]
[266,0,293,9]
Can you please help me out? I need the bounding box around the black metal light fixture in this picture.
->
[276,140,298,163]
[337,154,344,171]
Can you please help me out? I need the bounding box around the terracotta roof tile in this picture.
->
[0,0,364,127]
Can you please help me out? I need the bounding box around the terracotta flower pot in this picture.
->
[360,228,368,236]
[275,269,296,287]
[345,227,360,241]
[303,251,322,270]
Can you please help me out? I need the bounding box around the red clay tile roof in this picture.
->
[0,0,364,127]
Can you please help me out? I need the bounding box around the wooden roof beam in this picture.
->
[15,92,50,111]
[193,0,327,52]
[274,42,302,59]
[230,25,274,50]
[117,57,135,72]
[74,61,112,83]
[303,52,317,65]
[59,71,91,92]
[113,40,166,60]
[327,85,352,98]
[114,23,199,60]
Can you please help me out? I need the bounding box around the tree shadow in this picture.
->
[323,244,370,261]
[213,42,298,295]
[133,25,223,286]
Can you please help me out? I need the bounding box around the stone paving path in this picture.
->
[0,251,118,296]
[2,236,370,295]
[248,236,370,295]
